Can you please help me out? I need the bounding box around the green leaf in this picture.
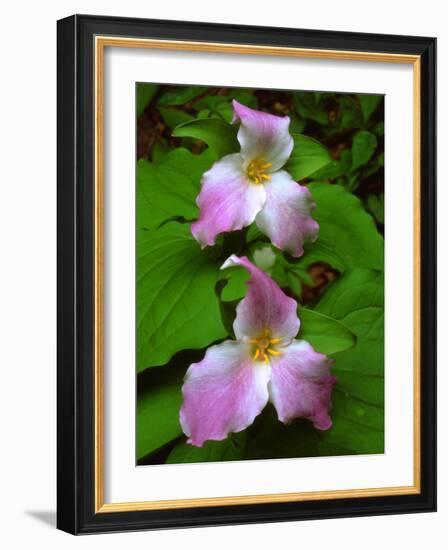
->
[319,391,383,453]
[137,223,227,371]
[351,130,378,171]
[137,364,184,460]
[218,265,250,302]
[167,432,247,464]
[298,308,356,355]
[194,95,227,110]
[358,94,382,123]
[228,89,258,109]
[159,107,194,129]
[214,103,234,122]
[300,183,384,272]
[193,90,257,123]
[246,223,265,244]
[172,118,239,158]
[136,83,158,117]
[289,116,306,134]
[293,92,328,125]
[366,193,385,225]
[338,96,363,130]
[137,148,215,230]
[310,150,352,180]
[196,102,233,123]
[151,139,171,162]
[314,269,385,411]
[285,134,331,180]
[158,85,205,106]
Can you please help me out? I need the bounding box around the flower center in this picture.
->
[249,328,282,363]
[246,157,273,184]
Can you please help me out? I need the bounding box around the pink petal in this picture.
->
[221,255,300,342]
[180,340,270,447]
[232,100,294,171]
[191,153,266,247]
[255,171,319,258]
[269,340,336,430]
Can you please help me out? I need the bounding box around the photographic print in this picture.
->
[57,15,436,534]
[57,16,436,533]
[136,84,385,466]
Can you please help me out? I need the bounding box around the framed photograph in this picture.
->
[57,14,436,534]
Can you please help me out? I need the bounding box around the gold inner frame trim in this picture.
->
[94,36,421,513]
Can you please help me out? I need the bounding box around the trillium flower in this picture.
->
[191,100,319,258]
[180,255,336,447]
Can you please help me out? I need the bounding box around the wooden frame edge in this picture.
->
[93,36,422,514]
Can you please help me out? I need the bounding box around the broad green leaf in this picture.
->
[136,83,158,117]
[159,107,194,129]
[351,130,378,171]
[158,85,205,106]
[137,223,227,371]
[300,183,384,272]
[137,364,184,460]
[218,265,250,302]
[314,268,385,423]
[285,134,331,180]
[315,269,384,376]
[172,118,239,158]
[318,391,383,453]
[358,94,382,123]
[298,308,356,355]
[167,432,247,464]
[311,150,352,180]
[137,148,215,230]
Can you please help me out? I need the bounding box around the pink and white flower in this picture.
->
[180,255,336,447]
[191,100,319,258]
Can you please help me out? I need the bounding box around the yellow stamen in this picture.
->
[251,329,282,363]
[246,157,273,184]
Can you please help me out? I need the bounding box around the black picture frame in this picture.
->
[57,14,436,534]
